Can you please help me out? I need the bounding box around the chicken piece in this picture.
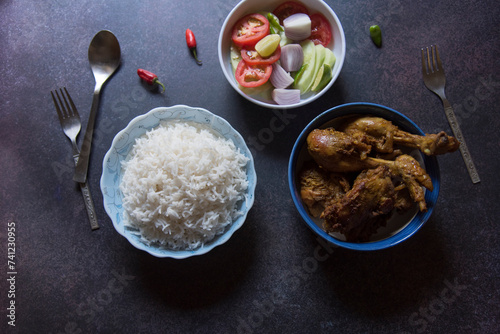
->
[395,130,460,155]
[375,149,404,161]
[392,154,431,212]
[340,117,396,153]
[306,128,373,173]
[307,128,433,211]
[340,116,460,155]
[321,166,395,242]
[299,162,350,217]
[393,183,414,212]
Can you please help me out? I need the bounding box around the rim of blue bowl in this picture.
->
[288,102,441,251]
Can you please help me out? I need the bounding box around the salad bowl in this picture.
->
[218,0,346,109]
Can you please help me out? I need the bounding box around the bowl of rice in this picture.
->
[101,105,256,258]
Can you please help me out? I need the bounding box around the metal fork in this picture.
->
[421,45,480,184]
[51,88,100,230]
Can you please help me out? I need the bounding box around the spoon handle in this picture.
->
[73,88,100,183]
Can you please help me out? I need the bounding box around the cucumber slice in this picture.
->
[296,43,326,94]
[311,64,333,92]
[323,47,336,68]
[294,40,316,93]
[311,47,336,92]
[230,44,241,73]
[293,63,307,85]
[279,30,294,47]
[301,39,315,65]
[309,44,326,89]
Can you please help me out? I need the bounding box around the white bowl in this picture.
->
[100,105,257,259]
[218,0,346,109]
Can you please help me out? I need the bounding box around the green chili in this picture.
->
[267,12,283,35]
[370,25,382,47]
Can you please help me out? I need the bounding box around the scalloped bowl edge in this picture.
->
[100,105,257,258]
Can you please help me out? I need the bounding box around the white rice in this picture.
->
[119,121,249,250]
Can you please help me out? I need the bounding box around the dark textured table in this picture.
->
[1,0,499,333]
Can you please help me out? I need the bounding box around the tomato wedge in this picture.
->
[240,46,281,65]
[310,13,332,47]
[231,13,270,47]
[235,60,272,88]
[273,1,309,25]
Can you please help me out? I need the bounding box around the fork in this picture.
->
[51,88,100,230]
[421,45,480,184]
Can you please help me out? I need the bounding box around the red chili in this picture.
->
[137,69,165,93]
[185,29,202,65]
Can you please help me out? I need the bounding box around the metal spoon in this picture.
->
[74,30,121,183]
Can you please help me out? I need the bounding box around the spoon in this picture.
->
[74,30,121,183]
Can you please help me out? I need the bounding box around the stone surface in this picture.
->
[1,0,499,333]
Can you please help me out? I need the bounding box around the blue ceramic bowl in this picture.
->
[101,105,257,258]
[288,102,440,250]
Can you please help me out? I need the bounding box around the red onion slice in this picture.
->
[272,89,301,105]
[280,44,304,72]
[270,63,295,89]
[283,13,311,41]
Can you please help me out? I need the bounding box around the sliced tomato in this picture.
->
[235,60,272,88]
[310,13,332,47]
[273,1,309,25]
[240,45,281,65]
[231,13,270,47]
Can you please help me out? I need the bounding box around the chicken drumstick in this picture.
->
[340,116,460,155]
[307,128,433,211]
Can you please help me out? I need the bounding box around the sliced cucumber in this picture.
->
[279,30,294,47]
[323,47,336,68]
[230,43,241,73]
[300,39,315,65]
[240,80,274,100]
[293,63,307,85]
[311,47,336,92]
[311,64,333,92]
[309,44,326,90]
[294,40,316,93]
[296,43,326,94]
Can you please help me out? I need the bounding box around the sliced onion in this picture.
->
[272,88,301,105]
[270,63,294,89]
[280,44,304,72]
[283,13,311,41]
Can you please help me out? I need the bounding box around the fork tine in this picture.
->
[421,48,427,74]
[430,45,437,72]
[59,88,72,116]
[51,90,65,120]
[63,87,79,118]
[55,89,69,119]
[421,45,443,74]
[433,45,443,72]
[426,47,433,73]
